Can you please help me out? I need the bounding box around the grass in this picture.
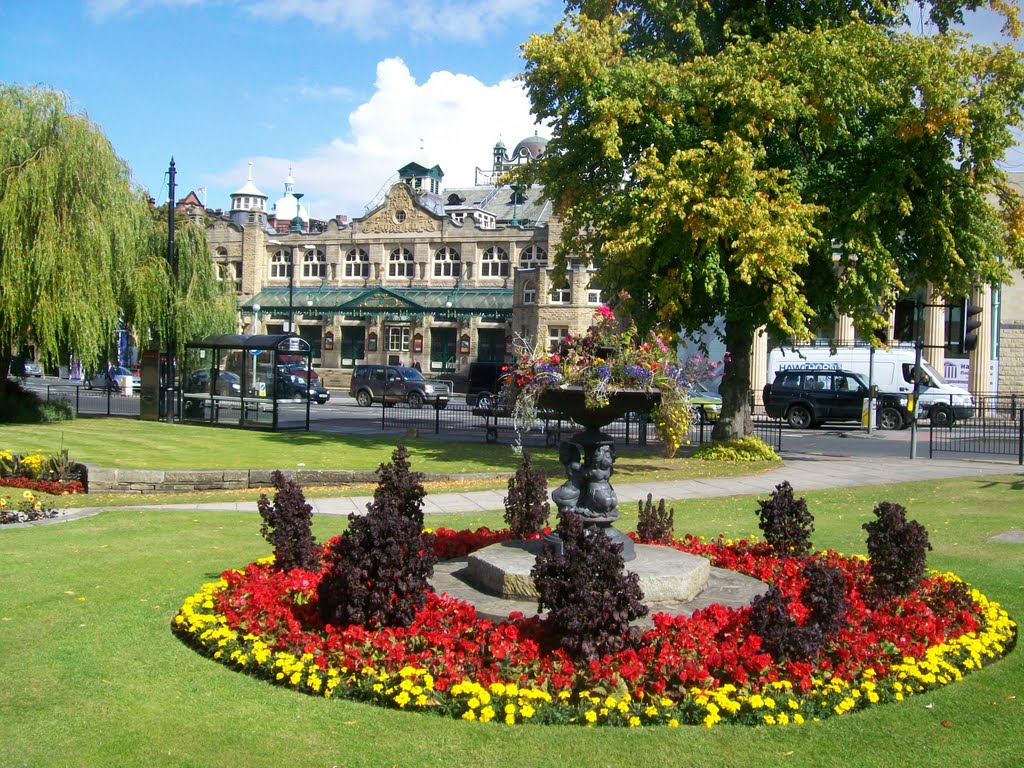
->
[0,417,780,508]
[1,476,1021,768]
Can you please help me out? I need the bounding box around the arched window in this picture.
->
[519,245,547,268]
[523,280,537,305]
[303,248,326,278]
[345,248,369,278]
[270,250,292,278]
[481,246,509,277]
[434,247,461,277]
[388,247,414,278]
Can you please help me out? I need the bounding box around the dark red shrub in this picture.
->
[636,494,674,544]
[531,511,647,662]
[369,444,426,526]
[863,501,931,599]
[257,470,320,572]
[756,481,814,556]
[503,451,550,538]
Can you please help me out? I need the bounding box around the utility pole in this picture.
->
[166,158,176,423]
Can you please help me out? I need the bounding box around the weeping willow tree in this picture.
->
[0,83,234,393]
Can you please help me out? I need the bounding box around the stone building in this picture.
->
[198,137,601,385]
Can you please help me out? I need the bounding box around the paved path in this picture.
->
[50,453,1022,523]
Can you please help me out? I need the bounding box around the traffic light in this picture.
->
[961,299,983,353]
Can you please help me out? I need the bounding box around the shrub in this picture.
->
[636,493,674,544]
[801,560,849,636]
[531,511,647,662]
[691,436,779,462]
[317,449,437,628]
[863,501,932,599]
[257,471,320,572]
[368,444,426,526]
[503,451,550,538]
[0,381,74,423]
[756,481,814,556]
[747,587,812,661]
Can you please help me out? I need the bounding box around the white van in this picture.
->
[767,346,975,425]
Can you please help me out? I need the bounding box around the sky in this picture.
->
[2,1,1023,222]
[0,0,564,220]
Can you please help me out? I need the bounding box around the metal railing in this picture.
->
[929,406,1024,464]
[44,384,140,417]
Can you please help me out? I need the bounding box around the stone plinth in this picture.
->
[465,540,711,602]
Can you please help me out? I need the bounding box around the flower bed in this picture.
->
[0,489,60,524]
[172,527,1016,727]
[0,448,84,496]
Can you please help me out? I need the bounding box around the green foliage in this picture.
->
[369,444,427,527]
[690,436,778,462]
[636,493,674,544]
[0,380,74,423]
[756,481,815,557]
[0,84,235,382]
[520,2,1024,438]
[863,501,932,599]
[256,470,320,572]
[531,511,647,661]
[502,451,550,538]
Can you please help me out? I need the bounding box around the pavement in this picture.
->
[44,452,1023,524]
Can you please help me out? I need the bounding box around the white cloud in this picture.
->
[85,0,206,21]
[209,58,546,220]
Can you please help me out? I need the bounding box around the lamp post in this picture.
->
[251,303,261,396]
[288,251,295,333]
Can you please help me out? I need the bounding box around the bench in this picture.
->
[471,406,565,445]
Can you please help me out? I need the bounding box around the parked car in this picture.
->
[85,366,140,392]
[763,369,910,430]
[274,367,331,404]
[188,369,242,396]
[9,357,43,377]
[688,381,723,422]
[350,364,451,408]
[465,361,507,407]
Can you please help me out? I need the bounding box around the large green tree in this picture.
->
[0,84,234,391]
[520,1,1024,438]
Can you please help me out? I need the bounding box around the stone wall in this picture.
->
[998,324,1024,393]
[82,465,509,494]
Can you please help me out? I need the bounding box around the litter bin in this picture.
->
[118,375,133,396]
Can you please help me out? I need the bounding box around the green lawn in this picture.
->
[0,476,1020,768]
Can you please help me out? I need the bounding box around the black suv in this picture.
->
[763,369,909,430]
[349,364,451,408]
[465,362,507,408]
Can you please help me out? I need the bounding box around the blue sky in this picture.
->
[1,0,563,219]
[2,1,1023,221]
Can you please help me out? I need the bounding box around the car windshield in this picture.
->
[397,367,424,380]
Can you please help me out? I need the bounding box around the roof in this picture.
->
[243,286,513,320]
[185,333,311,352]
[443,183,552,227]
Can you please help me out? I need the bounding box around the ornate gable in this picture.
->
[359,183,440,234]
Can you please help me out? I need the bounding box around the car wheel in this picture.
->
[408,391,425,409]
[356,390,373,407]
[930,404,955,427]
[786,404,813,429]
[477,393,493,409]
[878,407,903,431]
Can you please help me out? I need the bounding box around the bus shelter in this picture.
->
[181,334,312,431]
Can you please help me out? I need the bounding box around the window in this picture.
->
[433,247,461,277]
[550,286,571,304]
[345,248,369,278]
[303,248,326,278]
[232,262,242,292]
[387,326,410,351]
[395,210,407,223]
[389,247,414,278]
[270,250,292,278]
[481,246,509,277]
[523,281,537,305]
[586,282,601,304]
[519,245,547,268]
[548,326,570,352]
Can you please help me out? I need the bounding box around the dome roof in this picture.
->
[511,133,548,160]
[231,162,266,199]
[272,193,308,222]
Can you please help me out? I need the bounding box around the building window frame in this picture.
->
[345,248,369,278]
[519,245,548,269]
[388,247,414,278]
[270,250,292,279]
[433,247,462,277]
[387,326,411,352]
[481,246,509,277]
[303,248,326,278]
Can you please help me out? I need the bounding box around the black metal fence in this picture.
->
[43,384,141,417]
[929,396,1024,464]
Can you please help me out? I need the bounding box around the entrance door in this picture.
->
[299,326,323,360]
[340,327,365,368]
[430,328,457,372]
[477,328,505,363]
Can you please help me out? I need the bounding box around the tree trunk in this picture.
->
[711,318,754,440]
